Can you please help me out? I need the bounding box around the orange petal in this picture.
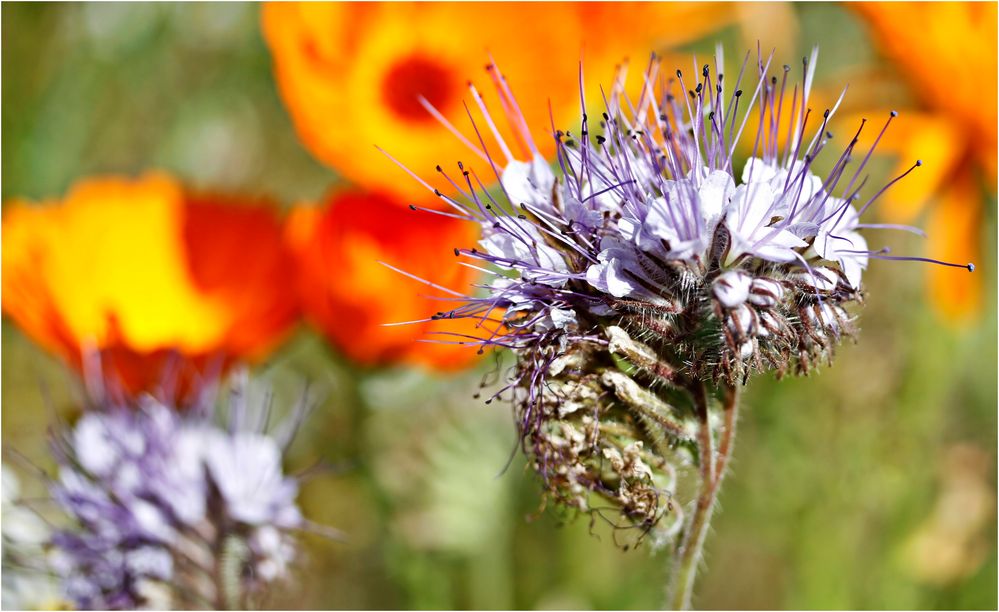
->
[262,2,735,203]
[836,110,967,224]
[1,204,77,362]
[924,172,983,323]
[2,173,298,398]
[180,193,300,360]
[286,189,482,371]
[854,2,997,181]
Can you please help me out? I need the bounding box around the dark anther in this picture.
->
[409,204,417,211]
[695,83,703,93]
[453,247,460,256]
[517,214,527,220]
[582,113,588,122]
[771,76,777,85]
[915,159,923,166]
[433,189,442,196]
[676,69,682,78]
[967,263,976,272]
[596,135,606,145]
[602,112,609,120]
[458,161,464,169]
[823,109,830,118]
[783,64,791,72]
[435,165,443,172]
[702,64,710,77]
[735,89,743,97]
[890,110,898,117]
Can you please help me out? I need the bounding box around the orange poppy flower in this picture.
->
[855,2,997,180]
[851,2,996,321]
[285,189,485,371]
[261,2,735,203]
[1,173,298,399]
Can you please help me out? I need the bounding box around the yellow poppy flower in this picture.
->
[2,173,299,398]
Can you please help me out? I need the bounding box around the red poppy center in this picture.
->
[382,55,454,122]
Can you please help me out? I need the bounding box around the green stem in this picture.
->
[667,383,740,610]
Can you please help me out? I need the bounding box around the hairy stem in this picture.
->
[667,382,740,610]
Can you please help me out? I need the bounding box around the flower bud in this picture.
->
[713,271,753,308]
[796,267,840,292]
[748,277,784,308]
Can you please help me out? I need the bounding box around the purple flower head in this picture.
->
[47,374,314,610]
[384,47,973,533]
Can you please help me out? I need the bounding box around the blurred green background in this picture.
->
[3,3,996,609]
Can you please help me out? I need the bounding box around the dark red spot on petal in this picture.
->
[382,55,455,122]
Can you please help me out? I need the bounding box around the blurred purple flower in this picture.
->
[48,376,315,610]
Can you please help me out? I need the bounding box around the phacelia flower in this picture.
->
[388,49,974,533]
[1,173,299,401]
[46,374,318,610]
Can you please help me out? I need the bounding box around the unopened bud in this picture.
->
[713,270,752,308]
[748,278,784,308]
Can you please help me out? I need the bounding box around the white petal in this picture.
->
[750,229,808,263]
[501,155,555,208]
[600,257,640,298]
[73,415,118,477]
[697,169,735,224]
[741,157,778,184]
